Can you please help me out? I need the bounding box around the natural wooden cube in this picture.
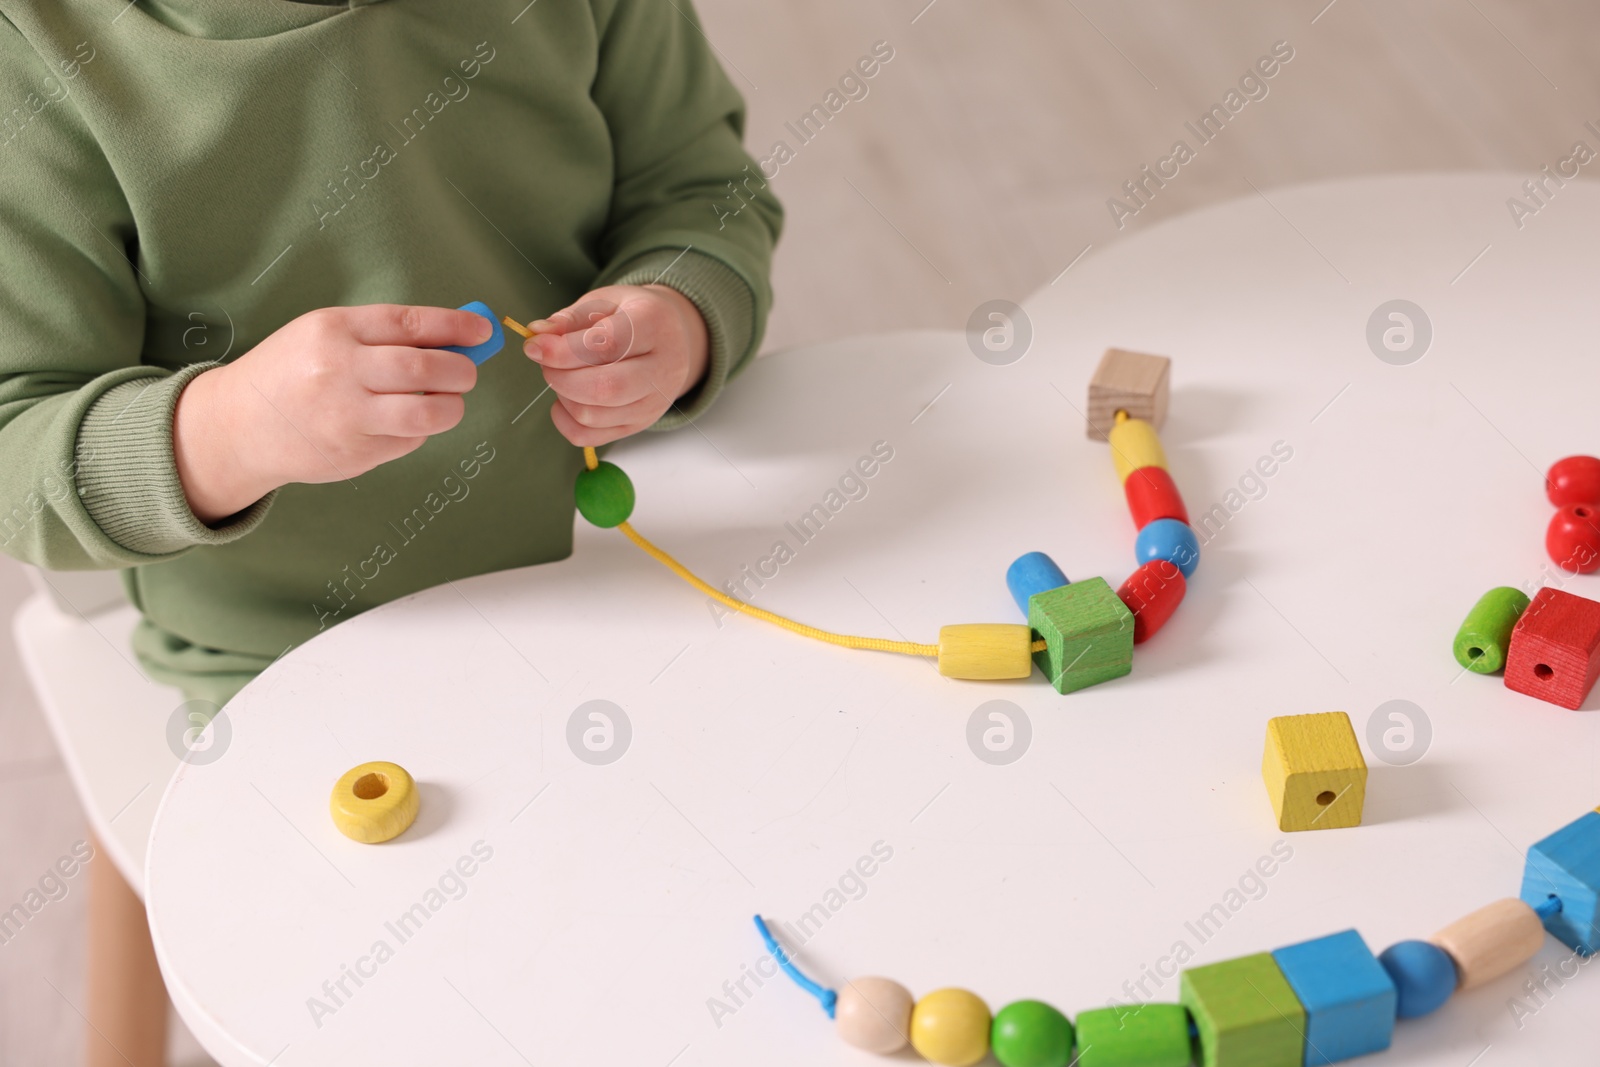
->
[1028,577,1134,695]
[1181,953,1306,1067]
[1261,712,1366,832]
[1087,348,1171,440]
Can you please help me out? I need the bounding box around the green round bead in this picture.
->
[990,999,1073,1067]
[574,461,635,528]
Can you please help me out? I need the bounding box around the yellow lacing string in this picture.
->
[582,446,1048,657]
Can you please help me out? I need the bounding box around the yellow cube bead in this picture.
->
[909,988,991,1067]
[937,624,1035,680]
[330,761,420,843]
[1107,415,1168,482]
[1261,712,1366,832]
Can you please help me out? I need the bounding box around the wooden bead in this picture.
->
[990,1000,1073,1067]
[1180,953,1306,1067]
[1028,577,1135,695]
[1546,503,1600,573]
[1452,586,1531,674]
[574,461,636,528]
[1124,465,1189,527]
[1134,519,1199,578]
[1377,941,1457,1019]
[835,977,913,1054]
[442,301,507,365]
[1270,930,1396,1065]
[1261,712,1366,832]
[1107,416,1169,483]
[910,988,991,1067]
[1430,898,1546,990]
[1073,1003,1191,1067]
[329,761,419,843]
[937,624,1035,680]
[1006,551,1069,617]
[1116,560,1186,644]
[1087,348,1170,440]
[1546,455,1600,507]
[1520,809,1600,956]
[1504,587,1600,710]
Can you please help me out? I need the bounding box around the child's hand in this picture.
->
[173,305,489,523]
[525,284,709,446]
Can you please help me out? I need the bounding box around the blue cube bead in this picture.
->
[1520,809,1600,956]
[1006,551,1069,617]
[443,300,506,365]
[1271,930,1396,1065]
[1135,518,1200,578]
[1376,941,1456,1019]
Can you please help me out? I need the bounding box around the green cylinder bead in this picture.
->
[574,461,635,528]
[1453,586,1531,673]
[990,1000,1074,1067]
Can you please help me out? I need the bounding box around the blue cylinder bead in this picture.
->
[444,300,507,365]
[1006,551,1069,617]
[1377,940,1457,1019]
[1135,518,1200,578]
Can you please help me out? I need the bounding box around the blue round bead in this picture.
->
[1135,518,1200,578]
[1006,551,1069,617]
[1378,940,1457,1019]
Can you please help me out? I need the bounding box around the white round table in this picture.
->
[148,174,1600,1066]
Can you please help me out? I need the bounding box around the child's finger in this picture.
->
[528,308,640,369]
[538,361,656,408]
[358,346,478,395]
[358,392,467,438]
[555,393,662,430]
[527,297,619,336]
[549,398,653,447]
[342,304,493,349]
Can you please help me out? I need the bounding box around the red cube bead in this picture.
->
[1116,559,1186,644]
[1546,504,1600,574]
[1124,466,1188,528]
[1547,456,1600,507]
[1505,588,1600,710]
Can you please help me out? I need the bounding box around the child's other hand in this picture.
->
[173,304,488,523]
[525,284,709,447]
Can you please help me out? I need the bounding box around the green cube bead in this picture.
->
[991,1000,1074,1067]
[574,461,635,528]
[1181,953,1305,1067]
[1074,1003,1192,1067]
[1028,576,1134,694]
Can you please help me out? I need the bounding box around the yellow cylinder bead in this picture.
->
[909,988,991,1067]
[937,624,1034,680]
[330,761,420,844]
[1430,897,1546,990]
[1108,415,1168,483]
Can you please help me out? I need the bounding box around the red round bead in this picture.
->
[1124,466,1188,528]
[1116,559,1187,643]
[1546,503,1600,574]
[1546,456,1600,507]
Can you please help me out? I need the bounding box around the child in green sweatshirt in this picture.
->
[0,0,782,704]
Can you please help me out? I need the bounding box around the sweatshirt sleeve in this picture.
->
[587,0,783,428]
[0,20,271,571]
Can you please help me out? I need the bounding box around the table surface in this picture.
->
[148,173,1600,1067]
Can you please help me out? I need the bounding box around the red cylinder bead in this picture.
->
[1547,504,1600,574]
[1547,456,1600,507]
[1124,466,1188,528]
[1116,559,1187,643]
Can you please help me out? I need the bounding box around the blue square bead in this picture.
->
[1271,930,1396,1066]
[1521,809,1600,955]
[443,300,507,365]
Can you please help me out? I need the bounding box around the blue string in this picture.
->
[753,915,838,1018]
[1536,894,1564,920]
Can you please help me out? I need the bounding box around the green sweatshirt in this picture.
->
[0,0,781,704]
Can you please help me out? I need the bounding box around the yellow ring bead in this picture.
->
[1108,414,1168,483]
[330,761,420,843]
[909,987,991,1066]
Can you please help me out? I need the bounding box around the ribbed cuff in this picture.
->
[76,363,276,556]
[602,248,756,429]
